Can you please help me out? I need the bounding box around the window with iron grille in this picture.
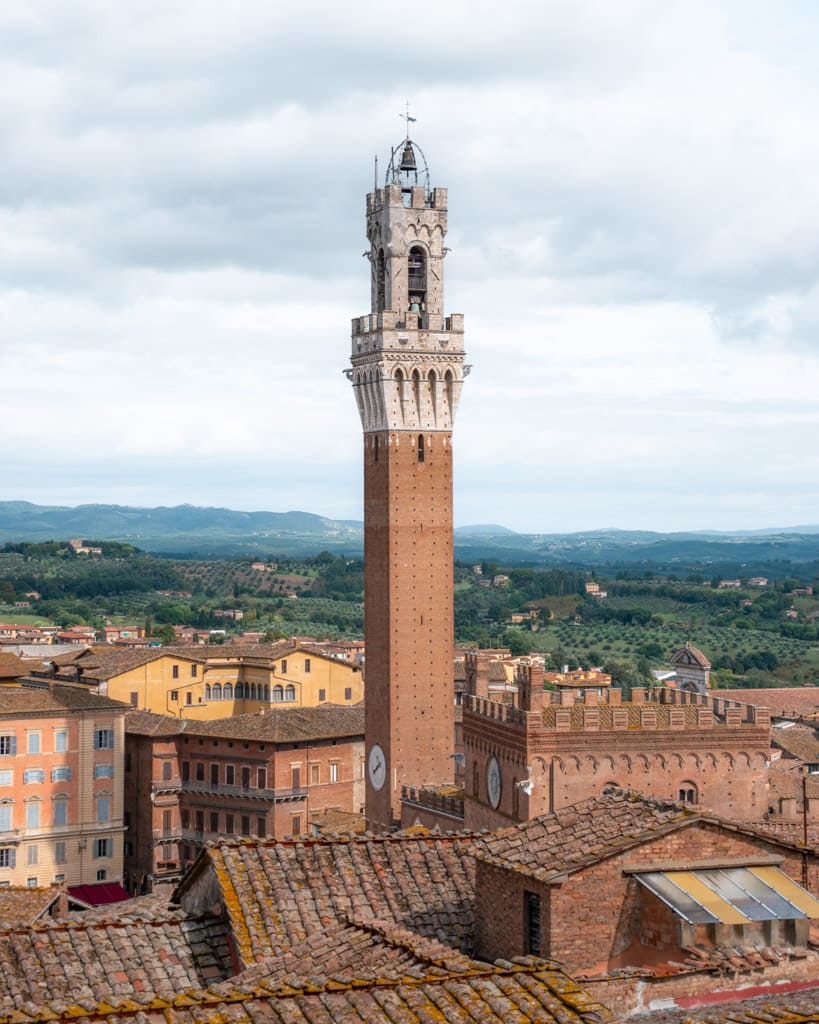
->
[525,891,541,956]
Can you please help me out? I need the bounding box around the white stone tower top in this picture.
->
[347,136,468,435]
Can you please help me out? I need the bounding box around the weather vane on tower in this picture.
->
[399,101,416,138]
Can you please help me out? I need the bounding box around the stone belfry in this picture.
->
[347,133,468,828]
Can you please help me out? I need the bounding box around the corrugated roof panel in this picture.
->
[665,872,749,925]
[635,873,718,925]
[719,867,806,920]
[750,866,819,918]
[696,869,791,921]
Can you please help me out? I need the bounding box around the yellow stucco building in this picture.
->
[66,641,363,720]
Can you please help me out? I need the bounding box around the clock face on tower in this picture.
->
[486,755,501,809]
[368,743,386,791]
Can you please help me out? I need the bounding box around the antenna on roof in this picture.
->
[374,154,378,192]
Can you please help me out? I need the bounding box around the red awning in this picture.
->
[67,882,130,906]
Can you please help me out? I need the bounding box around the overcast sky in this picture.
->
[2,1,819,533]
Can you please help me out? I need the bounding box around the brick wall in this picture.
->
[464,692,771,828]
[126,728,364,892]
[364,431,454,828]
[475,860,551,961]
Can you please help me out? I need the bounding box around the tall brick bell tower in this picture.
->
[347,133,468,829]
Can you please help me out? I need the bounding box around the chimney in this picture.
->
[51,882,69,920]
[515,661,544,713]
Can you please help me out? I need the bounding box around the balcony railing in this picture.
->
[152,778,307,802]
[152,826,268,845]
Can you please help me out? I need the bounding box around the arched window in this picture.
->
[251,683,258,700]
[263,685,270,702]
[212,683,222,701]
[408,246,426,309]
[678,782,698,804]
[412,368,421,415]
[224,683,233,700]
[273,685,284,703]
[417,433,425,464]
[444,369,454,415]
[284,684,296,702]
[204,684,212,701]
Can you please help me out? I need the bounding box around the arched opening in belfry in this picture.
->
[411,368,421,420]
[427,369,437,423]
[408,246,426,312]
[376,249,386,311]
[444,369,454,419]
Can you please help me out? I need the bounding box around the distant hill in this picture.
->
[1,502,818,570]
[0,502,363,557]
[454,524,519,537]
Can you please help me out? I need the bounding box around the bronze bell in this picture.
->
[399,141,417,172]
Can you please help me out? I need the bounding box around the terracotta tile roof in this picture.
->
[175,831,484,963]
[0,682,129,714]
[630,984,819,1022]
[579,942,813,983]
[0,654,26,680]
[719,686,819,719]
[670,641,711,669]
[766,764,819,806]
[0,952,613,1023]
[222,918,478,988]
[478,791,692,881]
[125,705,364,742]
[69,892,176,924]
[0,888,59,927]
[61,647,170,680]
[772,724,819,763]
[197,923,612,1024]
[481,791,819,885]
[179,703,364,742]
[740,819,819,847]
[124,709,185,737]
[0,912,233,1012]
[310,807,367,835]
[674,941,810,975]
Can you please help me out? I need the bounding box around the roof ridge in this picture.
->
[0,908,199,937]
[0,957,606,1023]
